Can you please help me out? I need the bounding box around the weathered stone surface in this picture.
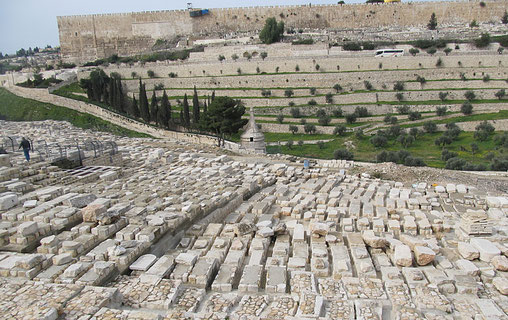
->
[491,255,508,271]
[470,238,501,262]
[82,204,107,223]
[458,242,480,260]
[17,221,38,236]
[414,246,435,266]
[310,222,329,236]
[493,277,508,295]
[394,245,412,267]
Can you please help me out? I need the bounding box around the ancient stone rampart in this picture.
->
[58,1,508,62]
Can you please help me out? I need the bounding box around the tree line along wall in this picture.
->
[58,0,508,63]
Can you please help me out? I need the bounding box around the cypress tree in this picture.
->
[150,91,158,124]
[192,86,200,125]
[203,101,207,115]
[158,91,170,128]
[138,80,150,122]
[183,93,190,128]
[211,90,215,102]
[116,78,125,113]
[131,96,140,118]
[108,79,116,109]
[179,110,184,126]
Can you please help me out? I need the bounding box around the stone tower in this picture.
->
[241,107,266,154]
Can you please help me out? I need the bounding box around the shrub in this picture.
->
[416,76,426,85]
[423,121,438,133]
[460,73,467,81]
[482,75,490,82]
[409,48,420,56]
[304,124,316,134]
[405,156,426,167]
[491,156,508,171]
[461,102,473,115]
[354,106,370,118]
[436,106,447,116]
[464,91,476,101]
[471,143,479,155]
[442,149,458,161]
[397,105,410,114]
[318,115,331,126]
[474,121,495,141]
[388,125,402,138]
[308,99,317,106]
[286,140,294,149]
[362,42,376,50]
[503,10,508,24]
[276,114,284,124]
[256,66,261,74]
[474,33,491,48]
[393,81,405,91]
[345,113,357,124]
[495,89,506,100]
[427,48,437,55]
[334,149,354,160]
[438,92,448,101]
[300,118,307,125]
[168,72,178,78]
[292,38,314,45]
[237,68,242,75]
[317,141,325,149]
[370,134,388,148]
[260,52,268,60]
[384,115,397,124]
[218,55,225,62]
[444,48,452,56]
[333,124,347,136]
[436,58,443,67]
[154,83,164,90]
[309,87,316,95]
[445,157,467,170]
[332,108,343,118]
[409,128,420,138]
[297,140,304,146]
[261,89,272,97]
[290,107,301,118]
[343,42,362,51]
[284,89,294,97]
[494,132,508,148]
[364,81,374,91]
[325,93,334,104]
[316,109,326,118]
[395,93,404,101]
[470,20,479,28]
[398,134,415,148]
[435,135,453,147]
[147,70,155,78]
[315,64,320,71]
[131,71,137,78]
[408,111,422,121]
[289,125,299,134]
[295,65,300,71]
[231,53,239,61]
[333,83,343,93]
[355,129,364,139]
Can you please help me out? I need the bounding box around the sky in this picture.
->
[0,0,441,55]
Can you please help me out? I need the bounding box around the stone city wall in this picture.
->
[58,1,508,62]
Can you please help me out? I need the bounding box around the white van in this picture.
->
[375,49,404,57]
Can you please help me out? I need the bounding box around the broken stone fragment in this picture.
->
[493,277,508,295]
[309,222,329,237]
[257,227,274,238]
[362,230,388,248]
[82,204,107,223]
[234,223,256,236]
[414,246,435,266]
[108,245,126,257]
[491,255,508,271]
[273,222,287,235]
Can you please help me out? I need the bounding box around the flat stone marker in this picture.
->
[470,238,500,262]
[130,254,157,271]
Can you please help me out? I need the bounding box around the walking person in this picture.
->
[18,137,31,162]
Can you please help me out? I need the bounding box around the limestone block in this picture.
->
[82,204,107,223]
[17,221,38,236]
[64,194,97,208]
[130,254,157,271]
[413,246,435,266]
[64,262,88,278]
[362,230,388,249]
[175,252,198,266]
[394,245,412,267]
[309,222,329,236]
[40,235,58,247]
[470,238,501,262]
[457,242,480,260]
[455,259,480,276]
[493,277,508,295]
[23,200,37,208]
[0,193,18,210]
[257,227,274,238]
[491,255,508,271]
[53,253,73,266]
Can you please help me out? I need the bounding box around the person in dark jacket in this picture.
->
[19,137,31,161]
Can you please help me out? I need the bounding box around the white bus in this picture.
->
[375,49,404,57]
